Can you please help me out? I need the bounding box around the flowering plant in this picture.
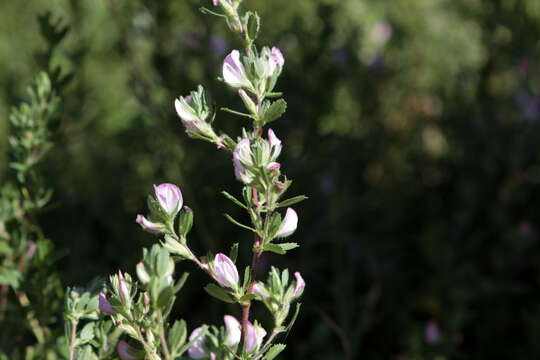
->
[63,1,306,359]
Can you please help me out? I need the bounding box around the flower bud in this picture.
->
[117,340,138,360]
[223,50,251,88]
[136,262,151,284]
[292,272,305,298]
[267,129,282,160]
[266,162,280,171]
[271,47,285,68]
[136,215,162,233]
[213,253,239,289]
[154,183,183,217]
[275,208,298,238]
[252,282,270,299]
[175,96,217,140]
[233,138,254,184]
[244,322,266,353]
[188,327,208,359]
[117,271,130,305]
[223,315,241,346]
[238,89,257,114]
[98,291,116,315]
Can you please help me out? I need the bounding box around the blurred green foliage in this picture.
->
[1,0,540,358]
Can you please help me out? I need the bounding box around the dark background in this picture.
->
[2,0,540,358]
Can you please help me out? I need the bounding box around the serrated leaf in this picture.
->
[221,191,247,209]
[263,344,286,360]
[204,284,235,303]
[79,322,95,344]
[262,243,285,255]
[277,195,308,208]
[263,99,287,124]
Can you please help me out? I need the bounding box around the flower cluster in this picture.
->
[74,1,307,359]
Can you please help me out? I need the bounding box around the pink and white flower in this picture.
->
[135,214,161,232]
[188,327,208,359]
[275,208,298,238]
[223,315,241,346]
[292,272,305,298]
[154,183,183,216]
[213,253,239,289]
[223,50,251,88]
[244,322,266,353]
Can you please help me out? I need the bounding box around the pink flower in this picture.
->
[117,340,138,360]
[117,271,130,305]
[424,321,440,344]
[213,253,239,289]
[154,183,183,216]
[98,291,116,315]
[275,208,298,238]
[267,129,282,159]
[271,47,285,68]
[244,321,266,353]
[188,327,208,359]
[267,162,281,170]
[252,283,270,299]
[233,138,254,183]
[292,272,305,298]
[135,214,161,232]
[223,50,251,88]
[223,315,241,346]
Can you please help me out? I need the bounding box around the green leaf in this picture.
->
[278,243,300,251]
[221,107,254,119]
[262,99,287,124]
[262,243,285,255]
[277,195,308,208]
[221,191,248,209]
[79,322,95,344]
[229,243,239,263]
[245,11,260,41]
[173,272,190,294]
[285,303,302,331]
[204,284,235,303]
[158,287,175,310]
[224,214,258,233]
[168,319,187,355]
[263,344,286,360]
[0,268,21,288]
[178,208,194,237]
[239,293,256,302]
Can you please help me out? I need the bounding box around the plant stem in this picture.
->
[68,319,78,360]
[158,311,172,360]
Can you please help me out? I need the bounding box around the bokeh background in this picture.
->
[2,0,540,358]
